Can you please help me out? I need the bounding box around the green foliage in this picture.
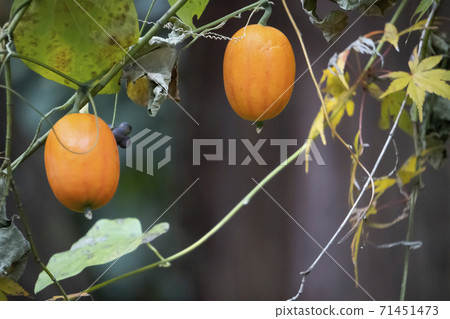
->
[11,0,139,94]
[423,94,450,169]
[300,0,348,42]
[411,0,434,24]
[300,0,395,42]
[167,0,209,29]
[422,32,450,169]
[0,178,30,282]
[333,0,396,15]
[34,219,169,294]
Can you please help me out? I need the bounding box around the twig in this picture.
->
[146,244,171,267]
[10,179,69,301]
[358,91,367,153]
[369,239,422,250]
[0,58,13,174]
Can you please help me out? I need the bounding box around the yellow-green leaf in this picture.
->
[367,82,384,100]
[379,91,413,135]
[415,75,450,100]
[423,69,450,81]
[336,50,351,89]
[406,82,426,121]
[0,277,29,297]
[397,155,426,185]
[383,23,399,51]
[322,67,349,96]
[400,19,427,36]
[345,100,354,116]
[380,76,410,98]
[416,55,442,73]
[0,290,7,301]
[351,221,364,286]
[383,71,410,79]
[374,178,396,199]
[305,109,326,173]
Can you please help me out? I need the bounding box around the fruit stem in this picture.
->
[256,121,264,134]
[258,3,272,26]
[84,208,93,220]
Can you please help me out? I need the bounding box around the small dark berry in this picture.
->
[118,122,132,136]
[118,136,131,149]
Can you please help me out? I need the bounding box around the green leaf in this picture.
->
[167,0,209,29]
[300,0,348,42]
[12,0,139,94]
[0,277,29,297]
[334,0,395,15]
[0,178,30,282]
[430,32,450,55]
[411,0,434,24]
[34,219,169,294]
[423,94,450,169]
[0,290,7,301]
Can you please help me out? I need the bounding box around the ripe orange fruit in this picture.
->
[44,113,120,213]
[223,24,296,122]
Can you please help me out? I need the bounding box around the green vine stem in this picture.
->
[182,0,269,53]
[1,60,13,174]
[258,2,272,26]
[192,0,269,34]
[399,1,439,301]
[139,0,157,36]
[11,180,69,301]
[8,93,76,171]
[146,244,170,267]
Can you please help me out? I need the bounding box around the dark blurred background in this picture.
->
[1,0,449,301]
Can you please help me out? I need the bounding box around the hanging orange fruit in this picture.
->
[44,113,120,214]
[223,24,296,122]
